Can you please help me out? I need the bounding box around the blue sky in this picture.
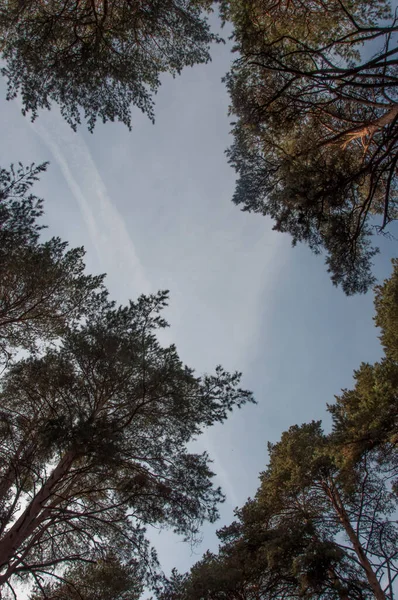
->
[0,20,397,577]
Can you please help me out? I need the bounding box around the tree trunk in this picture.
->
[0,450,76,582]
[324,480,386,600]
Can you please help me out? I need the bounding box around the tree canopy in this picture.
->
[0,162,107,363]
[161,424,398,600]
[329,259,398,468]
[29,554,145,600]
[0,0,217,131]
[222,0,398,294]
[0,291,253,594]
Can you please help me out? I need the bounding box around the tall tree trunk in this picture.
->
[324,480,386,600]
[0,450,76,582]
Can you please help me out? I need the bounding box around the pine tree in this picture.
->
[0,162,106,362]
[222,0,398,294]
[160,261,398,600]
[0,0,217,131]
[0,162,254,596]
[29,554,145,600]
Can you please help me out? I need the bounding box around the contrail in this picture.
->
[32,115,151,301]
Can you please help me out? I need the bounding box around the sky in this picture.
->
[0,16,397,579]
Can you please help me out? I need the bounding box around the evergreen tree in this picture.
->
[329,259,398,468]
[0,290,253,595]
[222,0,398,294]
[29,554,144,600]
[162,422,398,600]
[160,261,398,600]
[0,162,107,362]
[0,0,216,131]
[0,163,254,596]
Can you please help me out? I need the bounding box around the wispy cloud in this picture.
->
[32,115,151,301]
